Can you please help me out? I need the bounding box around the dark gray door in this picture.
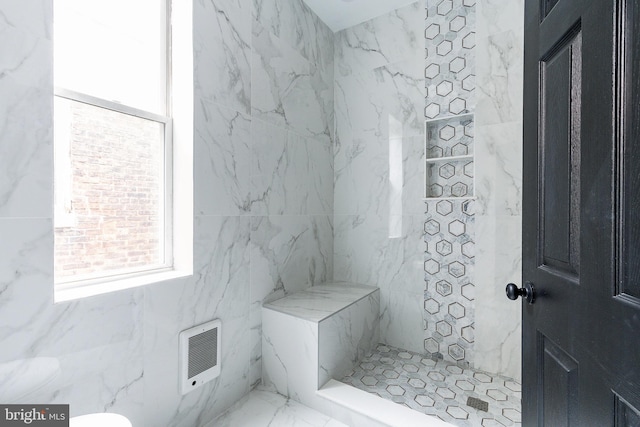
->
[521,0,640,425]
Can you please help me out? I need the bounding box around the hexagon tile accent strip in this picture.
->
[424,199,475,365]
[342,344,522,427]
[424,0,476,119]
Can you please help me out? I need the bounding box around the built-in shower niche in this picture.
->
[425,114,475,199]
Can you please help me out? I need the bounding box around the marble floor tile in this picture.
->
[342,344,521,427]
[210,387,347,427]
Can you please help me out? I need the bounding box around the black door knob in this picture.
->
[505,282,536,304]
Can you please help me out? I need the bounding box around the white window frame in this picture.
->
[54,0,193,302]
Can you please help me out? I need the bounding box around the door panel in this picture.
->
[523,0,640,425]
[614,396,640,427]
[539,334,578,426]
[539,26,581,276]
[620,0,640,300]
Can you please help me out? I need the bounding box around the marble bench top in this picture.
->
[263,282,378,322]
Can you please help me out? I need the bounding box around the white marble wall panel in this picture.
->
[250,215,332,308]
[333,4,425,358]
[475,29,524,126]
[143,216,252,426]
[194,0,251,114]
[251,120,333,216]
[252,0,334,69]
[333,13,425,352]
[0,0,53,40]
[379,288,425,354]
[473,0,524,380]
[474,215,522,380]
[0,217,145,423]
[334,2,422,78]
[252,23,331,144]
[195,100,252,216]
[475,122,522,216]
[252,0,335,138]
[0,20,52,217]
[262,308,319,403]
[318,291,380,386]
[333,214,425,353]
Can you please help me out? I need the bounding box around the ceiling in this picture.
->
[302,0,418,32]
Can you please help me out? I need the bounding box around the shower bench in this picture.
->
[261,282,380,403]
[262,282,452,427]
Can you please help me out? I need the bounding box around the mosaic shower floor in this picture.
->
[341,344,522,427]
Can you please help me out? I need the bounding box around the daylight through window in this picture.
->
[54,0,174,290]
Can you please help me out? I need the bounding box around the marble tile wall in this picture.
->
[332,2,427,355]
[423,0,477,368]
[0,0,334,426]
[473,0,523,381]
[423,0,524,379]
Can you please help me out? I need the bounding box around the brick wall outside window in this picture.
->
[55,101,164,279]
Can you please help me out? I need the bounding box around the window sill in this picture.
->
[54,268,192,303]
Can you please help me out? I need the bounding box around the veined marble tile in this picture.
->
[318,290,380,385]
[0,218,53,363]
[335,57,425,144]
[251,120,332,216]
[333,132,389,217]
[252,0,334,71]
[0,0,52,40]
[476,29,524,126]
[0,218,146,420]
[0,16,52,88]
[0,81,52,218]
[263,283,377,322]
[252,23,331,142]
[334,2,422,77]
[143,216,251,426]
[250,215,332,309]
[194,0,251,114]
[50,358,144,426]
[477,0,524,38]
[334,58,424,217]
[334,214,426,351]
[306,136,334,215]
[249,214,332,384]
[262,308,318,402]
[380,289,426,354]
[475,122,523,216]
[474,215,522,381]
[195,100,252,216]
[211,387,348,427]
[334,214,425,294]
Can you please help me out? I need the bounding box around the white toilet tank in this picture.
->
[70,413,132,427]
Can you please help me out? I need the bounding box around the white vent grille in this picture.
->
[179,319,221,395]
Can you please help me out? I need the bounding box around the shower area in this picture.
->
[327,0,524,425]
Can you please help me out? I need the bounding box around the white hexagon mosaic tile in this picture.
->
[424,0,476,119]
[342,344,521,427]
[423,199,475,365]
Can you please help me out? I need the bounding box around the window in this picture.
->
[54,0,193,301]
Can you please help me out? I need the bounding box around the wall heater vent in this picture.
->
[179,319,221,395]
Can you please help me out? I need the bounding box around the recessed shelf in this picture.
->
[426,154,473,163]
[424,112,474,123]
[424,114,475,199]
